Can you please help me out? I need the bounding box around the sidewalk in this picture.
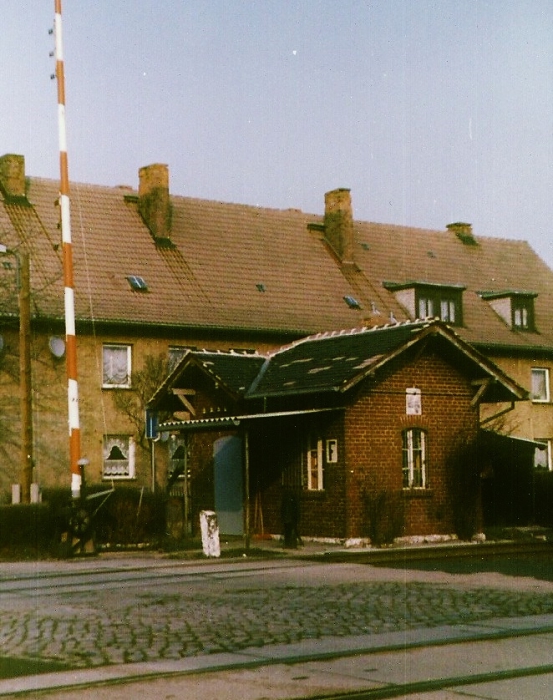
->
[1,613,553,698]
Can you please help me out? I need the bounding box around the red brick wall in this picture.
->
[343,346,479,539]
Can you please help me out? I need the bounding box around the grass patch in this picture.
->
[0,656,74,679]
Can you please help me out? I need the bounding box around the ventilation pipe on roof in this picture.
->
[0,154,26,200]
[138,163,172,245]
[324,188,355,264]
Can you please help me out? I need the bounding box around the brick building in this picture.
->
[150,321,526,541]
[0,152,551,527]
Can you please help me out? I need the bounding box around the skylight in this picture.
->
[344,295,361,309]
[126,275,148,291]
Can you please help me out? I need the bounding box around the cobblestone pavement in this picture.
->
[3,558,553,671]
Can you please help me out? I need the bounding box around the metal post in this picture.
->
[150,439,156,493]
[244,429,250,551]
[54,0,82,498]
[183,437,189,538]
[19,251,33,503]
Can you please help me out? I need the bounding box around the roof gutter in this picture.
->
[158,406,342,432]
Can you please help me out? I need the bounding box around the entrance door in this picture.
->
[213,435,243,535]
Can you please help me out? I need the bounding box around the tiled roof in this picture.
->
[2,177,373,335]
[193,351,266,395]
[248,321,424,397]
[246,320,526,400]
[349,219,553,351]
[152,320,526,413]
[1,170,552,353]
[147,349,265,408]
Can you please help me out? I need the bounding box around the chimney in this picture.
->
[446,222,477,246]
[138,163,172,243]
[0,154,26,199]
[324,188,354,263]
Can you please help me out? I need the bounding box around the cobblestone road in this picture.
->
[2,557,553,670]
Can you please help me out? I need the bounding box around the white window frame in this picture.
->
[534,439,552,471]
[440,298,456,324]
[103,344,132,388]
[418,297,434,319]
[306,437,324,491]
[103,435,135,479]
[326,439,338,464]
[531,368,550,403]
[402,428,427,489]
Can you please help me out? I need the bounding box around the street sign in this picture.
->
[145,410,159,440]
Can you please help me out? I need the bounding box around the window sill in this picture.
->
[102,385,132,390]
[102,475,136,481]
[402,488,433,499]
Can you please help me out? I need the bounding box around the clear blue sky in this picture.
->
[2,1,552,268]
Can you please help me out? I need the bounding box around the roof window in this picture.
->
[256,283,266,292]
[344,295,361,309]
[126,275,148,291]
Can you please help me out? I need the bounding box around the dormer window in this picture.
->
[383,282,464,326]
[480,291,537,332]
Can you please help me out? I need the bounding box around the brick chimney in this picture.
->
[324,188,354,263]
[0,154,26,199]
[446,222,476,246]
[138,163,172,243]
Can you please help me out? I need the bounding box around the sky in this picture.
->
[2,1,553,269]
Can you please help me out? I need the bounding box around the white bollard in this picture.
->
[11,484,21,504]
[199,510,220,558]
[30,483,41,504]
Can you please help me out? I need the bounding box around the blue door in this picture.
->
[213,435,243,535]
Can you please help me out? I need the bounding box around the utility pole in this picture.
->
[19,251,33,503]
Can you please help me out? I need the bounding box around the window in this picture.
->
[418,292,459,323]
[326,439,338,463]
[512,296,534,331]
[440,299,457,324]
[168,346,189,371]
[126,275,148,291]
[531,368,550,403]
[418,296,434,319]
[103,435,135,479]
[103,344,131,388]
[169,437,186,480]
[534,439,552,471]
[402,428,426,488]
[383,282,464,326]
[344,295,361,309]
[306,436,324,490]
[482,291,536,332]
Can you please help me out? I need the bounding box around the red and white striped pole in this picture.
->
[54,0,82,498]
